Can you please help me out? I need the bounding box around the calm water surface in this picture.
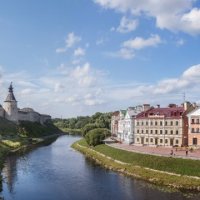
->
[1,135,200,200]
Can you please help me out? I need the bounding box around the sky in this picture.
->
[0,0,200,118]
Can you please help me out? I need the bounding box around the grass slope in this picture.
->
[72,139,200,192]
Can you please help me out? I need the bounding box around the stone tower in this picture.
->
[3,83,18,122]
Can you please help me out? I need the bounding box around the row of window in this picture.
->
[136,138,179,144]
[191,118,200,124]
[136,129,179,135]
[136,120,179,126]
[191,128,200,133]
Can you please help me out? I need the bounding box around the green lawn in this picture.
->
[78,139,200,177]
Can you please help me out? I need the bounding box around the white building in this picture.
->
[0,83,51,124]
[117,106,144,144]
[117,110,126,141]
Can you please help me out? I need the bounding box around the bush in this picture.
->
[82,123,97,137]
[85,128,111,146]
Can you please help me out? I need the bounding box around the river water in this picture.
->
[0,135,200,200]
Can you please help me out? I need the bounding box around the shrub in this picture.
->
[85,128,111,146]
[82,123,97,137]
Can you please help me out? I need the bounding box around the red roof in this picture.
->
[136,106,184,119]
[112,111,120,116]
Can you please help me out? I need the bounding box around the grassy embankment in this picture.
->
[0,117,61,191]
[72,139,200,192]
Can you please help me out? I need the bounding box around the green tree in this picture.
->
[85,128,111,146]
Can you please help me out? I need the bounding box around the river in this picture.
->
[0,135,200,200]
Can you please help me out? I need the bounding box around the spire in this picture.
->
[5,82,17,102]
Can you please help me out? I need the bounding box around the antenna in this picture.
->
[183,92,186,102]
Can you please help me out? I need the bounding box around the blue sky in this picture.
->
[0,0,200,118]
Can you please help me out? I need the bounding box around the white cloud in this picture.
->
[2,63,200,117]
[176,39,185,46]
[56,32,82,53]
[107,34,161,60]
[116,16,138,33]
[65,32,81,48]
[56,48,66,53]
[74,47,85,57]
[94,0,200,35]
[123,34,162,50]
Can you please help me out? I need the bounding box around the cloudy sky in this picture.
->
[0,0,200,118]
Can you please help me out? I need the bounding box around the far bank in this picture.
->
[0,118,62,192]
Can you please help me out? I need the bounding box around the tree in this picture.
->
[85,128,111,146]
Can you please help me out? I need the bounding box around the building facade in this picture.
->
[111,111,120,137]
[0,83,51,124]
[117,110,126,141]
[187,107,200,146]
[134,104,185,147]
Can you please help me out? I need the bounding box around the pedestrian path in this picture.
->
[108,143,200,160]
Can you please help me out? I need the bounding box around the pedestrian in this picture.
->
[186,150,188,156]
[170,149,173,156]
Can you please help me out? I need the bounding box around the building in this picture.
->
[116,105,146,144]
[111,111,120,137]
[134,104,187,147]
[122,106,144,144]
[187,106,200,146]
[117,110,126,141]
[0,83,51,124]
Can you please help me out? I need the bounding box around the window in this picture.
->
[155,121,157,126]
[150,138,153,143]
[160,139,163,143]
[146,130,148,134]
[165,139,168,144]
[176,121,178,126]
[137,138,139,142]
[150,121,153,126]
[165,121,167,126]
[146,121,148,126]
[165,130,168,134]
[150,130,153,134]
[176,140,179,144]
[171,130,173,135]
[176,130,178,135]
[192,128,195,133]
[197,119,200,124]
[192,119,195,124]
[146,138,148,142]
[170,121,173,126]
[197,128,199,133]
[142,130,144,133]
[137,129,139,133]
[160,121,163,126]
[155,130,158,134]
[137,122,139,126]
[193,138,197,145]
[142,121,144,125]
[160,130,163,134]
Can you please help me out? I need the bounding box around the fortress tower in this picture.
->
[3,83,18,122]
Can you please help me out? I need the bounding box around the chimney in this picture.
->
[168,103,176,108]
[157,104,160,108]
[193,102,197,108]
[183,101,191,111]
[143,104,150,112]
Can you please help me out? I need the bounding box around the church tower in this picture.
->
[3,83,18,122]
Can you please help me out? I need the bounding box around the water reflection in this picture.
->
[1,135,200,200]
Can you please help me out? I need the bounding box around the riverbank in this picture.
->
[0,133,62,192]
[72,139,200,192]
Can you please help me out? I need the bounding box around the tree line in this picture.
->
[53,112,112,146]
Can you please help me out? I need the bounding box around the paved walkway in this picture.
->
[108,143,200,160]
